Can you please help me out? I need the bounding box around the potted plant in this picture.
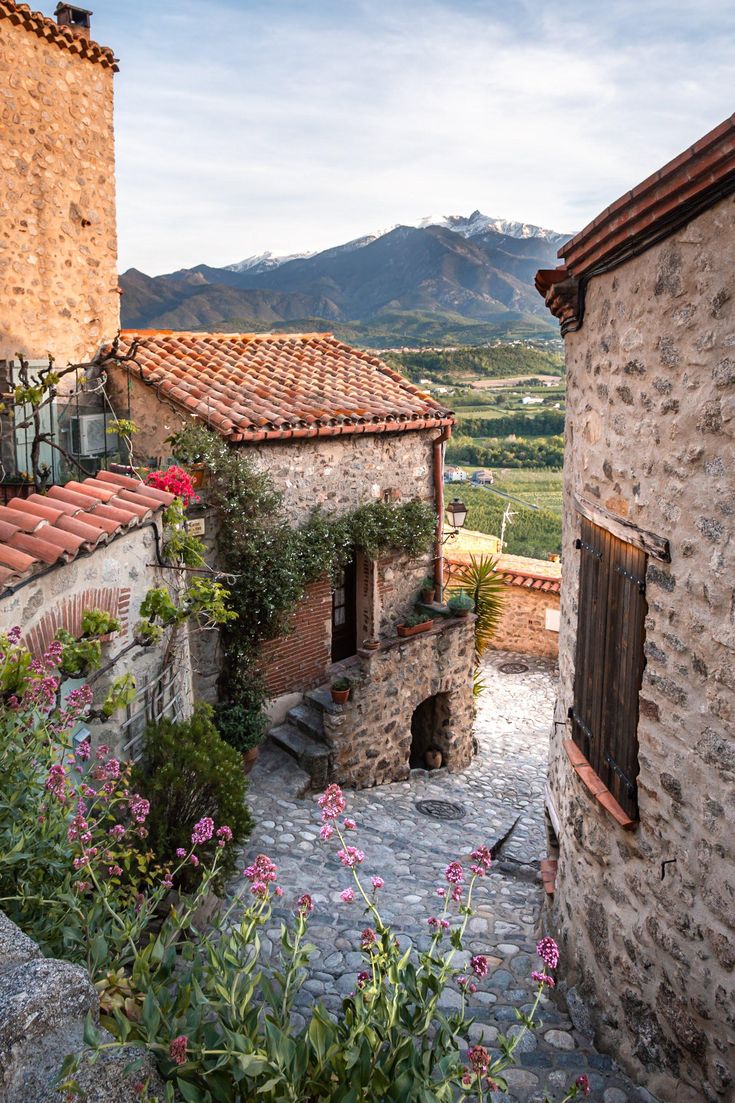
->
[396,612,433,638]
[362,637,380,651]
[420,576,436,604]
[214,702,268,774]
[331,677,351,704]
[447,590,474,618]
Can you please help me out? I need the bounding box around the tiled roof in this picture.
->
[0,1,117,68]
[538,113,735,298]
[0,471,174,592]
[494,553,561,594]
[113,331,453,442]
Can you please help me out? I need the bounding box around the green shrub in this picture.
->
[403,612,432,627]
[214,702,268,754]
[132,703,253,890]
[447,590,474,614]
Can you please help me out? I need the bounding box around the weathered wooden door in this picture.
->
[331,557,357,662]
[571,517,647,819]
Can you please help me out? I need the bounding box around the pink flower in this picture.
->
[74,881,90,893]
[576,1075,591,1095]
[95,744,110,761]
[109,824,126,839]
[7,626,21,645]
[343,818,356,830]
[175,848,187,858]
[102,758,120,780]
[108,865,123,877]
[360,927,377,949]
[216,825,233,842]
[470,955,488,979]
[191,816,214,845]
[444,860,464,885]
[470,845,493,876]
[371,876,384,891]
[168,1035,188,1065]
[75,739,91,761]
[468,1045,489,1076]
[436,887,446,897]
[129,795,150,823]
[356,970,370,989]
[319,823,334,841]
[536,936,559,970]
[45,763,68,802]
[337,846,364,868]
[317,783,346,822]
[190,854,200,867]
[162,873,174,889]
[274,886,283,897]
[296,893,314,914]
[340,888,355,903]
[243,854,278,884]
[251,880,267,897]
[532,971,556,988]
[451,884,462,902]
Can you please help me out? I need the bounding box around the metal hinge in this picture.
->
[616,564,646,594]
[575,538,602,559]
[605,753,636,797]
[569,707,594,743]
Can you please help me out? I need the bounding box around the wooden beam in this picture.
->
[573,495,671,563]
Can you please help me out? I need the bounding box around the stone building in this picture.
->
[0,2,119,367]
[105,329,476,787]
[0,469,194,757]
[536,115,735,1100]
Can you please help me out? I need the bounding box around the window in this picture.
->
[570,517,647,820]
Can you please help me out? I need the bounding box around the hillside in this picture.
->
[120,212,564,345]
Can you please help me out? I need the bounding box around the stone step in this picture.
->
[304,686,343,716]
[269,723,331,790]
[287,702,325,741]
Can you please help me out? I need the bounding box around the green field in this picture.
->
[457,475,563,559]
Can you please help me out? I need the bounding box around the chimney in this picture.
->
[54,4,93,39]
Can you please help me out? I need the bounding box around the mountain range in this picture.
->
[120,212,570,346]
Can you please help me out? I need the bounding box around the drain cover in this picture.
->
[499,661,529,674]
[415,799,466,821]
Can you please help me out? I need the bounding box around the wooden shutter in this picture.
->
[571,517,647,820]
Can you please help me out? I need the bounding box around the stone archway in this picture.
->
[409,691,452,769]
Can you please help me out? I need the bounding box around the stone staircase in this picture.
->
[269,684,342,791]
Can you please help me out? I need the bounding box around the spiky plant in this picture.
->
[447,554,506,664]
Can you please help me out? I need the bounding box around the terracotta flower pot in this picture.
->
[397,620,433,638]
[242,746,260,774]
[421,587,436,604]
[331,687,350,704]
[424,748,443,770]
[362,638,380,651]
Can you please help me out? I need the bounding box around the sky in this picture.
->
[91,0,735,275]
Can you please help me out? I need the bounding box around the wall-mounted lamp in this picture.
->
[446,498,468,531]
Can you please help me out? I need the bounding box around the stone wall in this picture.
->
[0,525,194,758]
[0,15,119,366]
[0,910,162,1102]
[322,616,475,788]
[490,586,559,659]
[550,194,735,1101]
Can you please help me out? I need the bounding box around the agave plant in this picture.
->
[447,554,506,664]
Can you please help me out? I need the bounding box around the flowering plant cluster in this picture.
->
[146,464,200,507]
[68,782,585,1103]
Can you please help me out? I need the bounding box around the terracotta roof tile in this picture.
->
[0,470,172,592]
[0,1,117,69]
[112,331,454,442]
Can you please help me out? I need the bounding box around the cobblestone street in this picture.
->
[232,651,649,1103]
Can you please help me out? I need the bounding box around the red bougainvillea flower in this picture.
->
[168,1035,188,1065]
[536,936,560,970]
[147,466,199,507]
[317,784,347,822]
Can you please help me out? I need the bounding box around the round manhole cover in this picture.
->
[499,661,529,674]
[415,799,466,821]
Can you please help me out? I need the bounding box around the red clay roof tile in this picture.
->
[0,1,117,69]
[0,471,170,592]
[112,331,454,442]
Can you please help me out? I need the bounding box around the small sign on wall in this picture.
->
[187,518,206,537]
[545,608,561,633]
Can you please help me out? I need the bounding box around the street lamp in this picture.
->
[445,498,468,531]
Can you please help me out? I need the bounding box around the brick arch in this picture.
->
[24,587,131,658]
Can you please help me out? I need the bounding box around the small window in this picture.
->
[570,517,647,820]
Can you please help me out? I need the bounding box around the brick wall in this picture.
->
[257,578,332,698]
[0,13,119,365]
[490,586,559,659]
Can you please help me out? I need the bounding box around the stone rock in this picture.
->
[37,1047,165,1103]
[0,914,40,971]
[543,1029,575,1051]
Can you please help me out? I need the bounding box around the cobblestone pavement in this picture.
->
[231,651,650,1103]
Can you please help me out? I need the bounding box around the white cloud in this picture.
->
[95,0,735,272]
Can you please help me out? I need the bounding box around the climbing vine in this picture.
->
[170,424,436,704]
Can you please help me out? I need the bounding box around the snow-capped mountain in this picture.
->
[414,210,570,244]
[224,250,315,274]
